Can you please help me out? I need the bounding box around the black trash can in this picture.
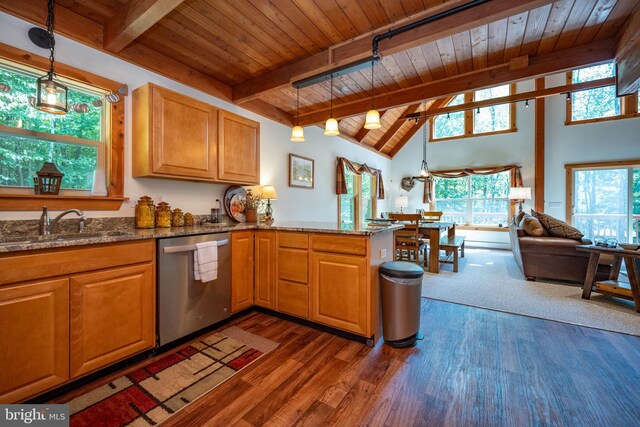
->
[379,261,424,347]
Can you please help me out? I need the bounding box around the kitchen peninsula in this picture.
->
[0,220,398,403]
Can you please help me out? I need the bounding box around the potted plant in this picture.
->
[245,189,263,222]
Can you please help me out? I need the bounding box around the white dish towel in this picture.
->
[194,241,218,283]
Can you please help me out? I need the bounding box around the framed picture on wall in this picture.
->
[289,154,314,189]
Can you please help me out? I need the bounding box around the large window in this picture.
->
[339,170,377,225]
[567,63,639,124]
[433,171,511,226]
[0,61,107,193]
[431,84,516,141]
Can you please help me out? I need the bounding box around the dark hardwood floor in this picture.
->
[62,299,640,426]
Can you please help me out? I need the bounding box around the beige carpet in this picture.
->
[422,248,640,336]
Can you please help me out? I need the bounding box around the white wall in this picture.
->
[389,76,640,246]
[0,12,390,222]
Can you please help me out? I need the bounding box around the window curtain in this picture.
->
[423,164,522,204]
[336,157,385,199]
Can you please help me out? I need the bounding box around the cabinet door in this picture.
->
[218,110,260,184]
[151,85,217,180]
[311,252,370,336]
[0,279,69,403]
[70,263,155,378]
[255,231,276,309]
[232,231,255,312]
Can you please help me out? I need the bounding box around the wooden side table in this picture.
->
[576,245,640,313]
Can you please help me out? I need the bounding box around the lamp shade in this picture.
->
[508,187,531,200]
[324,117,340,136]
[290,125,305,142]
[364,109,381,129]
[261,185,277,200]
[395,195,409,208]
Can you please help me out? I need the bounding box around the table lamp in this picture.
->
[261,185,278,221]
[395,195,408,213]
[508,187,531,213]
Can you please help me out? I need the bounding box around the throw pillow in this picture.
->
[519,214,545,237]
[531,210,584,241]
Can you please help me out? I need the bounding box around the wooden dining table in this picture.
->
[418,221,453,273]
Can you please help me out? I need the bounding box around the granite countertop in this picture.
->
[0,220,401,253]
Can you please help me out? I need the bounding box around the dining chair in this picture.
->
[388,213,426,266]
[422,211,443,222]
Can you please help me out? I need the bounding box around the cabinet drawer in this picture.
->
[277,248,308,284]
[0,240,155,286]
[312,234,367,256]
[278,232,309,249]
[277,280,308,319]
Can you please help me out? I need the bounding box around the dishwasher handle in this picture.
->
[163,239,229,254]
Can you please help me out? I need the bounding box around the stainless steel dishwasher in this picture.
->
[157,233,231,346]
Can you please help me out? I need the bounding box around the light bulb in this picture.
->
[290,125,305,142]
[364,109,381,129]
[324,117,340,136]
[46,91,57,105]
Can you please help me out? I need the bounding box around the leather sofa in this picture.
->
[509,224,611,283]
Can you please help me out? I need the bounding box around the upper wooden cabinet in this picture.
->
[132,83,260,185]
[218,110,260,185]
[133,83,218,181]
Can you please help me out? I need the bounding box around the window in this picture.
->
[0,61,106,192]
[567,160,640,243]
[339,170,377,224]
[433,171,511,226]
[567,63,639,124]
[0,45,125,210]
[431,84,516,141]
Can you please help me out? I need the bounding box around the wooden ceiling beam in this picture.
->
[374,104,422,151]
[104,0,186,52]
[296,39,617,126]
[405,77,616,118]
[615,3,640,95]
[387,98,450,157]
[232,0,556,103]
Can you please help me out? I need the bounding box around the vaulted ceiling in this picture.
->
[1,0,638,158]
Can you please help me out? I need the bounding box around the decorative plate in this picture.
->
[224,185,247,222]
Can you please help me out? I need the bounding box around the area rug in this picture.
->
[66,326,279,427]
[422,248,640,336]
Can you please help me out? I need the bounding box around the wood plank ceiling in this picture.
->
[1,0,638,157]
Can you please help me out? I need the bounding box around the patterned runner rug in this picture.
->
[65,326,279,426]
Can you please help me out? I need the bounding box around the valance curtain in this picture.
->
[336,157,385,199]
[423,164,522,204]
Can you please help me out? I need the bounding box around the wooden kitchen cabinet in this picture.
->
[0,278,69,403]
[231,231,255,312]
[276,232,309,319]
[254,231,276,309]
[133,83,218,181]
[0,240,156,403]
[217,110,260,185]
[70,263,155,378]
[310,251,370,336]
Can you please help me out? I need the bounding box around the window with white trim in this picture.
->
[339,170,377,224]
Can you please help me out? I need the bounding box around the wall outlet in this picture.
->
[380,248,387,259]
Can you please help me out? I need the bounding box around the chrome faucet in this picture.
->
[39,206,87,235]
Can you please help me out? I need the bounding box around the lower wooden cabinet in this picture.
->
[0,278,69,403]
[310,252,369,336]
[277,280,309,318]
[254,231,276,309]
[70,263,155,378]
[231,231,255,312]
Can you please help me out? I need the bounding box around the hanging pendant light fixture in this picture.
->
[324,75,340,136]
[35,0,68,115]
[290,86,305,142]
[364,59,381,130]
[419,102,429,178]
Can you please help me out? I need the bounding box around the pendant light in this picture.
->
[36,0,68,115]
[364,59,381,129]
[290,86,305,142]
[324,74,340,136]
[419,102,429,178]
